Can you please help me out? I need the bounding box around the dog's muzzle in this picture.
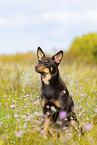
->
[35,65,40,72]
[35,64,45,74]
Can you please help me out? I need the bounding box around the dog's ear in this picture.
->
[52,50,63,66]
[37,47,45,61]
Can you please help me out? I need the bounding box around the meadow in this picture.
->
[0,53,97,145]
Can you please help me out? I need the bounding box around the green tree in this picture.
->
[68,33,97,63]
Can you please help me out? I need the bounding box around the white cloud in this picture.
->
[0,17,9,27]
[1,9,97,30]
[43,11,68,24]
[0,0,97,54]
[43,10,97,25]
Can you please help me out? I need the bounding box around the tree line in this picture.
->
[65,33,97,63]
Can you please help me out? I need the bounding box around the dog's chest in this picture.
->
[42,98,61,112]
[42,84,54,99]
[42,74,51,85]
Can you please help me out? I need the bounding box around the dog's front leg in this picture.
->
[42,106,51,137]
[43,115,50,136]
[70,111,84,135]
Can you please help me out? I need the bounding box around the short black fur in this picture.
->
[35,47,83,136]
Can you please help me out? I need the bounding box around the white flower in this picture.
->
[51,106,57,112]
[14,114,18,118]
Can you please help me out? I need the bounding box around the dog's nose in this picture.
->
[35,65,38,70]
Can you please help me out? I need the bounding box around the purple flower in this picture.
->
[59,111,67,119]
[14,114,18,118]
[84,123,93,131]
[14,131,23,138]
[10,104,15,108]
[40,130,44,134]
[0,122,3,127]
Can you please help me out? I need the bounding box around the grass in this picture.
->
[0,56,97,145]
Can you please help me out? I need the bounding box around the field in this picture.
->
[0,54,97,145]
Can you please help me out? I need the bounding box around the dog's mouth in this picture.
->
[35,69,45,74]
[35,65,49,75]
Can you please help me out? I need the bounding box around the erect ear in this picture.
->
[37,47,45,61]
[52,50,63,66]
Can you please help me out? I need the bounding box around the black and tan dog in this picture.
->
[35,47,83,137]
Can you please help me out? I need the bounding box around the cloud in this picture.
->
[1,10,97,30]
[43,10,97,25]
[0,0,97,54]
[0,17,9,27]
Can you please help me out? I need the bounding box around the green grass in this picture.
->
[0,60,97,145]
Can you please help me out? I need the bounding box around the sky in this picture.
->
[0,0,97,55]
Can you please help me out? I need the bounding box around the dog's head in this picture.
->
[35,47,63,75]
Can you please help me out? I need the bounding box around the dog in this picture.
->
[35,47,83,137]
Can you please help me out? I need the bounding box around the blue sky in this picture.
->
[0,0,97,55]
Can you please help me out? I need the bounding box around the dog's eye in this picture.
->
[38,60,41,63]
[45,60,49,65]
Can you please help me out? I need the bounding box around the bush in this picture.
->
[66,33,97,63]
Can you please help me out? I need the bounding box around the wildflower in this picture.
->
[33,111,39,117]
[0,133,8,140]
[10,141,16,144]
[0,122,3,127]
[14,114,18,118]
[6,114,11,119]
[79,93,84,96]
[71,139,73,142]
[12,100,16,103]
[29,114,34,119]
[14,131,23,138]
[94,108,97,113]
[81,98,83,100]
[59,111,67,119]
[20,130,27,134]
[84,123,93,131]
[63,127,68,130]
[10,104,15,108]
[34,127,41,132]
[25,116,30,122]
[51,106,56,112]
[39,112,43,117]
[46,112,50,116]
[21,115,26,119]
[33,101,39,105]
[63,90,66,94]
[40,130,44,134]
[22,123,27,129]
[79,113,81,117]
[46,105,50,109]
[37,95,40,98]
[37,99,40,102]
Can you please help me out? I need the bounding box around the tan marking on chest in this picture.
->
[42,73,51,84]
[42,99,48,107]
[51,100,61,108]
[42,99,61,109]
